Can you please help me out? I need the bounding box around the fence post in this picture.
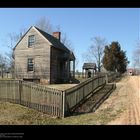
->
[62,91,65,118]
[19,80,22,105]
[105,74,108,84]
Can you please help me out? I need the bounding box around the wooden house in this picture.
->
[14,26,75,84]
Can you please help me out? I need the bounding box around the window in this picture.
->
[28,35,35,47]
[27,58,34,71]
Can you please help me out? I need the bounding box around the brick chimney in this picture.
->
[52,32,61,41]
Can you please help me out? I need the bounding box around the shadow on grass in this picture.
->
[68,83,116,117]
[70,78,80,84]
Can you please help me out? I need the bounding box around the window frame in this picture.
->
[27,58,34,72]
[28,35,35,47]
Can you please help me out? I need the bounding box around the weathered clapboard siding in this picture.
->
[50,47,70,83]
[14,27,51,82]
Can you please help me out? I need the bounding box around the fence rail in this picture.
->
[0,80,64,117]
[64,76,106,115]
[0,72,118,117]
[107,72,120,83]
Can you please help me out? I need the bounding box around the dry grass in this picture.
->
[44,84,77,90]
[0,101,118,125]
[43,77,87,90]
[0,76,131,125]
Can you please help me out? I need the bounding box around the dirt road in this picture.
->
[108,76,140,125]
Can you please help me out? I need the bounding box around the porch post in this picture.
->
[73,60,75,79]
[69,61,71,79]
[82,68,84,78]
[67,60,70,79]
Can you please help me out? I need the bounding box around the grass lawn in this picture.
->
[0,78,14,80]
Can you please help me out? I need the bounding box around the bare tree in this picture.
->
[0,54,8,78]
[36,18,75,52]
[55,25,74,51]
[55,25,79,71]
[85,36,107,72]
[36,18,78,71]
[5,29,26,78]
[7,28,26,48]
[36,17,53,34]
[132,41,140,69]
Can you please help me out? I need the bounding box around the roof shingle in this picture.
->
[83,63,96,69]
[34,26,70,53]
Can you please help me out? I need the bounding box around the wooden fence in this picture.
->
[106,72,120,83]
[0,80,64,117]
[0,73,117,118]
[0,80,20,104]
[64,76,106,116]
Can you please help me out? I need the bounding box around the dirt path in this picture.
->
[108,76,140,125]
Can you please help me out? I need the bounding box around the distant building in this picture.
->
[14,26,75,84]
[127,68,133,75]
[127,68,139,75]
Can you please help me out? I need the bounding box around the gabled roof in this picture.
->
[83,63,96,69]
[34,26,70,53]
[13,26,33,51]
[67,51,75,61]
[14,26,71,53]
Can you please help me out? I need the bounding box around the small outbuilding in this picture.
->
[82,63,96,78]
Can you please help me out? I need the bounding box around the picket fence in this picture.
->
[0,73,118,117]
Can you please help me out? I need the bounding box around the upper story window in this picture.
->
[28,35,35,47]
[27,58,34,71]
